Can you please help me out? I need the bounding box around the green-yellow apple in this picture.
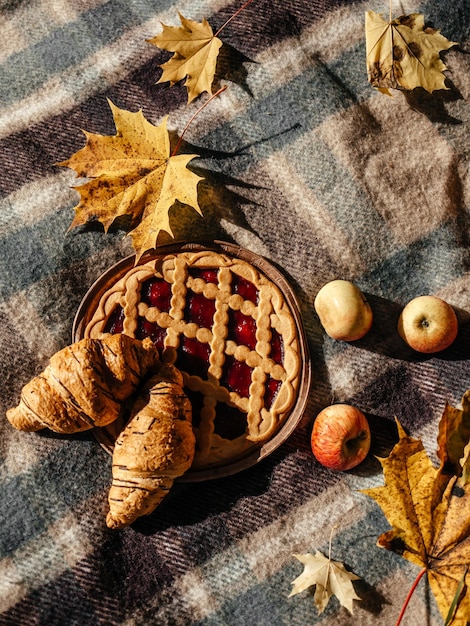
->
[314,279,373,341]
[310,404,371,471]
[397,295,458,354]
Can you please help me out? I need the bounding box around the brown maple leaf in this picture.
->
[362,390,470,625]
[434,393,470,506]
[148,12,223,103]
[365,9,457,94]
[59,100,203,260]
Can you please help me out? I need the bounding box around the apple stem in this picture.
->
[395,567,427,626]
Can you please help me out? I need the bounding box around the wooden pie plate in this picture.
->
[73,241,311,482]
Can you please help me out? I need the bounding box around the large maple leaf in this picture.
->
[365,10,457,94]
[148,12,223,103]
[59,100,203,260]
[363,391,470,625]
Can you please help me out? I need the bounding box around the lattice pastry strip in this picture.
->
[84,251,301,467]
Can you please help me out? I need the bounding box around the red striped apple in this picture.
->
[311,404,371,471]
[397,295,458,354]
[314,280,373,341]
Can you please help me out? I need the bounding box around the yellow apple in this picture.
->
[314,279,373,341]
[397,295,458,354]
[311,404,371,471]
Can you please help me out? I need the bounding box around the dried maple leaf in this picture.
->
[59,100,203,260]
[289,550,361,614]
[148,12,223,103]
[362,390,470,625]
[434,393,470,506]
[365,9,457,94]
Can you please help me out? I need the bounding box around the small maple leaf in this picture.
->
[362,390,470,625]
[59,100,203,260]
[148,12,223,103]
[289,550,361,614]
[365,10,457,94]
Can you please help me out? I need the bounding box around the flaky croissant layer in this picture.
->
[7,334,161,434]
[106,365,195,529]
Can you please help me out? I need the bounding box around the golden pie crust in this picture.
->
[81,248,303,470]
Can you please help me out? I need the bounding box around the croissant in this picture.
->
[106,364,196,529]
[7,334,161,434]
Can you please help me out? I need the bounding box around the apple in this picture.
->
[311,404,371,471]
[314,279,373,341]
[397,295,458,354]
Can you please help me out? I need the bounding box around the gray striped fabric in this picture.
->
[1,0,469,624]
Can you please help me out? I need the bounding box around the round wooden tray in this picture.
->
[73,241,311,482]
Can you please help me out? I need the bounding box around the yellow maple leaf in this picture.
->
[289,550,361,614]
[148,12,223,103]
[365,10,457,94]
[59,100,203,260]
[362,391,470,625]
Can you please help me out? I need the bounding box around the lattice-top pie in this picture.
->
[81,247,303,470]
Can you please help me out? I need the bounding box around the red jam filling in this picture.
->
[222,356,253,398]
[185,292,216,329]
[105,305,125,334]
[178,337,211,377]
[184,269,218,329]
[188,268,219,284]
[229,311,257,350]
[270,328,284,364]
[136,318,166,353]
[140,277,172,311]
[232,275,258,304]
[264,376,281,409]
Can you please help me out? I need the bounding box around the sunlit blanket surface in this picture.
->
[1,0,469,624]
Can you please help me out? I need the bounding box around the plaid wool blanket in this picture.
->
[1,0,469,624]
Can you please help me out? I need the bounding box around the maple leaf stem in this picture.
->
[395,567,427,626]
[328,524,339,560]
[171,85,228,157]
[214,0,255,38]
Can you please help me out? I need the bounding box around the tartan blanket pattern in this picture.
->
[0,0,469,624]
